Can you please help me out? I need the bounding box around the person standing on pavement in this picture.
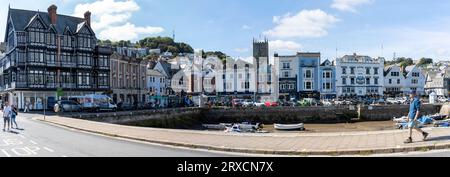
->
[2,101,11,132]
[404,91,429,144]
[10,105,19,129]
[24,101,29,113]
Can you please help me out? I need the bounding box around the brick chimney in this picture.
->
[48,4,57,25]
[84,11,91,27]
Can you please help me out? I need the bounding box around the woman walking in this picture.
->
[10,105,19,129]
[2,102,11,132]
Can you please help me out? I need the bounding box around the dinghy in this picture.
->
[202,124,227,130]
[274,123,305,131]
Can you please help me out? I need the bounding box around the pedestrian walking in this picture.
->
[404,91,429,144]
[24,101,29,113]
[10,105,19,129]
[2,102,11,132]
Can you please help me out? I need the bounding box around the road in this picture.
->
[0,113,236,157]
[1,113,449,157]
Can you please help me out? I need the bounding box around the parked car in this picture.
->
[321,100,333,106]
[396,97,407,104]
[265,101,279,107]
[231,99,245,107]
[54,100,82,113]
[386,98,398,105]
[242,100,255,107]
[253,102,266,107]
[372,98,386,105]
[439,97,449,103]
[118,102,135,111]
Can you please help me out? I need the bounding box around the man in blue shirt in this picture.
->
[404,91,429,144]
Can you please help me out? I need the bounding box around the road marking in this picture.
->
[43,147,54,152]
[18,135,26,139]
[1,149,11,157]
[30,140,38,145]
[11,147,33,156]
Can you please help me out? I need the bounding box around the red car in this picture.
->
[232,99,244,107]
[265,101,279,107]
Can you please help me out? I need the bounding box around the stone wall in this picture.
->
[202,106,357,124]
[62,104,444,129]
[440,103,450,116]
[358,104,442,121]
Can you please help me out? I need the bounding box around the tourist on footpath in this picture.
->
[404,91,429,144]
[10,105,19,129]
[2,101,11,132]
[24,101,30,113]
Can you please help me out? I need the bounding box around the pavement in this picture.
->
[0,113,237,157]
[33,113,450,156]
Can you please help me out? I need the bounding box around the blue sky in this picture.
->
[2,0,450,61]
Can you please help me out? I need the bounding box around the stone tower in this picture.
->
[253,38,270,96]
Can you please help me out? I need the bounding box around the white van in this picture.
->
[70,94,117,112]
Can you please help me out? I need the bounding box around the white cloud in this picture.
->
[331,0,373,12]
[242,25,252,30]
[99,23,164,41]
[385,28,450,60]
[270,40,302,52]
[234,48,249,53]
[73,0,164,41]
[263,9,339,38]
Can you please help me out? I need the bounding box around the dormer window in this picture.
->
[46,32,56,45]
[62,34,72,47]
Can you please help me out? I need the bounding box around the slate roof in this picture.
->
[7,8,87,35]
[157,61,174,77]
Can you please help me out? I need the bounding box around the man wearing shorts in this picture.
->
[2,101,11,132]
[404,91,429,144]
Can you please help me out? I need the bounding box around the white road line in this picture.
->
[43,147,54,153]
[1,149,11,157]
[29,140,38,145]
[18,135,26,139]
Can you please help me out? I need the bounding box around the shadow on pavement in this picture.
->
[8,130,19,134]
[426,136,450,142]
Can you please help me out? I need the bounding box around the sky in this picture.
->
[2,0,450,62]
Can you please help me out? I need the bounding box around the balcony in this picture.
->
[61,83,76,89]
[98,85,110,89]
[60,62,77,68]
[78,85,92,89]
[97,65,110,70]
[29,84,45,89]
[77,64,93,69]
[46,83,57,89]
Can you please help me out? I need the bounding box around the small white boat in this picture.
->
[274,123,305,131]
[225,124,242,132]
[393,116,408,123]
[202,124,227,130]
[238,122,261,130]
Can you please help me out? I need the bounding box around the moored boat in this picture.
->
[274,123,305,131]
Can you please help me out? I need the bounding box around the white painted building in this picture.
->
[335,53,384,97]
[403,65,426,95]
[216,58,255,95]
[384,65,426,96]
[425,67,450,97]
[384,65,404,96]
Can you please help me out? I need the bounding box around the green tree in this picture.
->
[417,58,433,67]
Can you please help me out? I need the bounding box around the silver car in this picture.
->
[54,100,82,113]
